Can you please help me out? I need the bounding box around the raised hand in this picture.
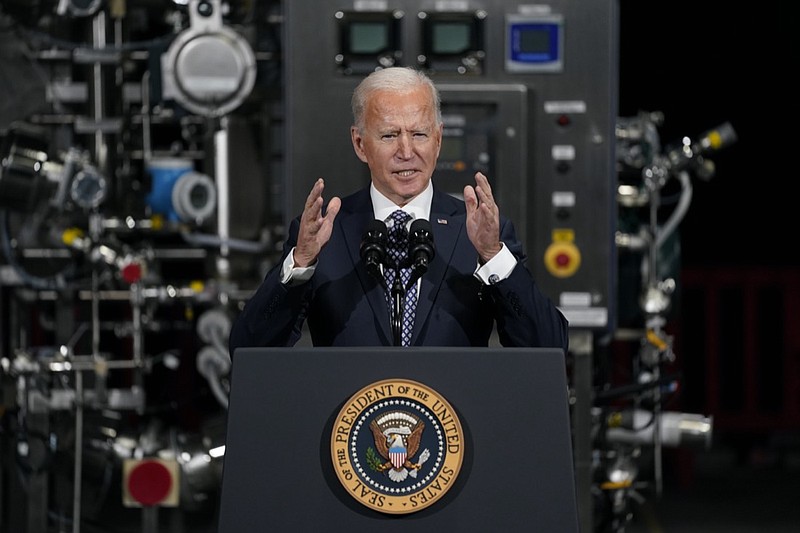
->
[463,172,502,264]
[293,178,341,267]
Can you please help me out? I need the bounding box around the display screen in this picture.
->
[349,22,388,54]
[432,22,471,54]
[508,21,561,66]
[519,27,551,54]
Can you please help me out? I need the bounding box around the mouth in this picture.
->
[394,170,418,178]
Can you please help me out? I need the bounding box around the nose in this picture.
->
[395,133,414,159]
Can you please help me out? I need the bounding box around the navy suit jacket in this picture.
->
[229,186,568,353]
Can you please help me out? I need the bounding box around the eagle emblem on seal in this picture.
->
[368,410,431,482]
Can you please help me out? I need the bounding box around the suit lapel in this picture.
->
[411,191,464,344]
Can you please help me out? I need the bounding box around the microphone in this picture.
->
[407,218,435,289]
[360,219,388,280]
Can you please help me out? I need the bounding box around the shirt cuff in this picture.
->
[473,243,516,285]
[280,247,316,285]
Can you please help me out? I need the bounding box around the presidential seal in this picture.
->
[331,378,464,514]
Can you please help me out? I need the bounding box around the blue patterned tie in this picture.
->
[385,210,416,346]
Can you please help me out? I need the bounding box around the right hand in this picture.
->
[293,178,341,267]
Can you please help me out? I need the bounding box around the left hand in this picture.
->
[463,172,502,263]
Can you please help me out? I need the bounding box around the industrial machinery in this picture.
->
[0,0,728,532]
[0,1,279,531]
[591,112,735,531]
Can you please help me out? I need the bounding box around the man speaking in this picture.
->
[229,67,568,352]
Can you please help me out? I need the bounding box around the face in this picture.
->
[351,87,442,207]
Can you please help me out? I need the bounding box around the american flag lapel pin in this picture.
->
[437,218,448,225]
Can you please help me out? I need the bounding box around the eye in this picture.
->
[413,132,428,140]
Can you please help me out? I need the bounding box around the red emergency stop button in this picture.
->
[123,458,180,507]
[544,241,581,278]
[121,261,143,284]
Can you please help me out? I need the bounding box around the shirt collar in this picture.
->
[370,180,433,225]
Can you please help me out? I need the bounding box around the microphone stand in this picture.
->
[390,265,405,346]
[393,219,434,345]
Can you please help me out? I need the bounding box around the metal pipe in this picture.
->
[72,367,84,533]
[214,119,231,279]
[91,9,109,173]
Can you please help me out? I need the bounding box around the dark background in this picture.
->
[619,0,796,269]
[618,2,800,530]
